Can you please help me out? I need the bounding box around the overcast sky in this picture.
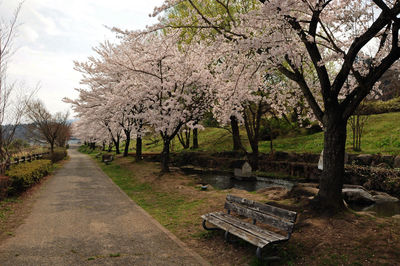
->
[3,0,164,117]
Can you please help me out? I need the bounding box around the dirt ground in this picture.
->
[116,158,400,265]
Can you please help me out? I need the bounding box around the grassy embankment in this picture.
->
[138,112,400,155]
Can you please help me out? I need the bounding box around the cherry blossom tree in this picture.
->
[108,31,213,172]
[155,0,400,211]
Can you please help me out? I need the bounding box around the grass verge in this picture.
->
[81,147,400,265]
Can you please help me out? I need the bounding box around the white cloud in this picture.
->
[4,0,164,117]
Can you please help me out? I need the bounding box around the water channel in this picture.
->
[191,171,400,217]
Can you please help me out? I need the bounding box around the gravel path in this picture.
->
[0,147,208,265]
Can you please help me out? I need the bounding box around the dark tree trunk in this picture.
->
[192,128,199,149]
[108,142,113,152]
[136,136,142,161]
[315,114,347,211]
[102,141,106,151]
[249,150,259,171]
[161,138,171,173]
[177,127,190,149]
[114,137,121,155]
[123,131,131,157]
[230,116,242,151]
[123,134,130,157]
[50,142,55,153]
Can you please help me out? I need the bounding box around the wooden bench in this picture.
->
[201,194,297,259]
[102,154,114,165]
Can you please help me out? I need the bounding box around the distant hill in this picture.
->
[8,124,30,142]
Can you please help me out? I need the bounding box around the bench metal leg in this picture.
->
[256,247,262,259]
[202,220,219,231]
[224,230,229,242]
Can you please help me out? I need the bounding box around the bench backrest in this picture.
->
[224,194,297,235]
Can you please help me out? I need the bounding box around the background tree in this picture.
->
[25,100,70,153]
[0,2,31,172]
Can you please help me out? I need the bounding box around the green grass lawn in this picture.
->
[129,112,400,155]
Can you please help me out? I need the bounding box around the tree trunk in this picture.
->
[136,136,142,161]
[102,141,106,151]
[315,115,347,211]
[114,137,121,155]
[249,150,259,171]
[161,138,171,172]
[123,133,130,157]
[230,116,242,151]
[192,128,199,149]
[50,142,55,153]
[108,142,113,152]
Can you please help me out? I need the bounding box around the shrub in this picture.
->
[0,175,10,201]
[6,160,52,195]
[78,145,98,154]
[361,97,400,115]
[44,148,67,163]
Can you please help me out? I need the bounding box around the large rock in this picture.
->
[342,188,375,205]
[370,191,399,203]
[355,154,374,166]
[394,155,400,169]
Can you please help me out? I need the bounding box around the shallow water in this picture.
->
[199,174,294,191]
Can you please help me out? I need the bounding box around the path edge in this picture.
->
[89,155,210,266]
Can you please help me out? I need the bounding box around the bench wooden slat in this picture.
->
[208,212,287,243]
[201,194,297,258]
[224,201,294,232]
[202,213,271,248]
[226,194,297,222]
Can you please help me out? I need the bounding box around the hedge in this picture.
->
[6,160,52,195]
[361,97,400,115]
[43,148,67,163]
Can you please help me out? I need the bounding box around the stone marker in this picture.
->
[234,162,252,178]
[318,150,348,170]
[318,150,323,170]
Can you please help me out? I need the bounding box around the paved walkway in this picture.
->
[0,147,208,265]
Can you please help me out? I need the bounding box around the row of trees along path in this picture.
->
[65,1,400,213]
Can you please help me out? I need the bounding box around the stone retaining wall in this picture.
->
[163,151,400,195]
